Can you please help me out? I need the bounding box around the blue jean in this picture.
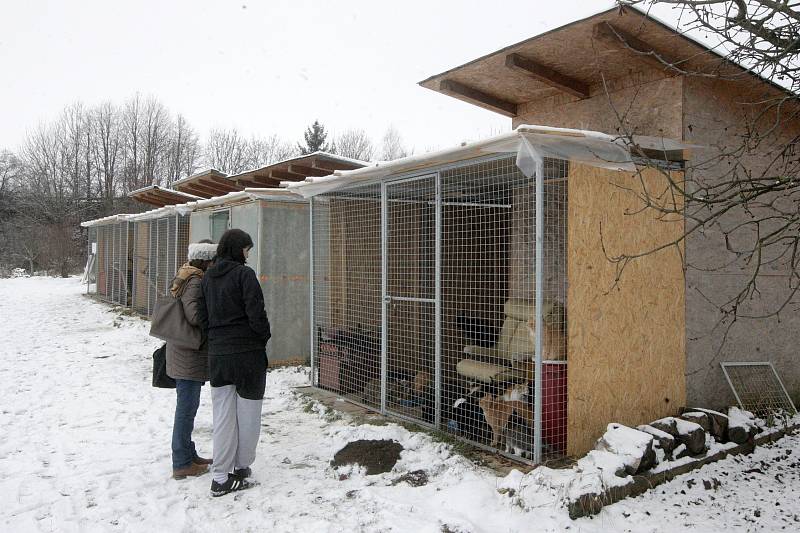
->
[172,379,203,469]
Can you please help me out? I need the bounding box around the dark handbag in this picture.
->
[149,283,203,350]
[152,343,176,388]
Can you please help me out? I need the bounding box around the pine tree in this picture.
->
[297,120,333,154]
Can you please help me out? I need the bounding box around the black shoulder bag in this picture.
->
[152,343,176,388]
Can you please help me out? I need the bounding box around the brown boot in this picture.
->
[173,462,208,480]
[193,456,213,465]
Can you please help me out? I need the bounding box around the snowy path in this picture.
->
[0,277,797,532]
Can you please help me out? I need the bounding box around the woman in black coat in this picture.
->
[198,229,270,497]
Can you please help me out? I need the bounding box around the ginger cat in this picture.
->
[479,382,528,447]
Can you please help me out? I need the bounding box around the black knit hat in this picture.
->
[216,229,254,264]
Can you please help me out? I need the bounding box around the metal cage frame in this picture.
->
[89,220,132,307]
[131,213,191,317]
[310,153,568,464]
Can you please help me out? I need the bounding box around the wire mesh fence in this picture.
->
[311,155,568,463]
[91,221,131,306]
[86,226,98,295]
[131,214,191,317]
[721,362,797,418]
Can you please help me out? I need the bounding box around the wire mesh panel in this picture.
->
[167,215,177,279]
[310,155,569,464]
[384,176,437,426]
[132,221,151,315]
[111,223,120,303]
[87,227,98,295]
[440,157,568,462]
[312,185,383,407]
[148,221,158,315]
[95,226,109,301]
[156,218,169,300]
[721,362,797,417]
[176,215,190,269]
[111,222,131,307]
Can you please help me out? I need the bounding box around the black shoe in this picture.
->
[210,474,253,497]
[233,467,252,478]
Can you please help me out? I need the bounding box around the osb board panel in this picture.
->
[681,76,800,408]
[514,75,683,138]
[567,164,685,456]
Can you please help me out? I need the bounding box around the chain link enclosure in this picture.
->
[311,154,568,463]
[89,220,132,306]
[131,213,191,317]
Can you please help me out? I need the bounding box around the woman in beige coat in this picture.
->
[167,241,217,480]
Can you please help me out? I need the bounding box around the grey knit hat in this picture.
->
[187,242,217,261]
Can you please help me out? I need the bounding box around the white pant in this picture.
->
[211,384,263,483]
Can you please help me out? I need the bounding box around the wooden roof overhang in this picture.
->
[127,185,202,208]
[172,169,244,199]
[230,152,366,188]
[419,6,789,117]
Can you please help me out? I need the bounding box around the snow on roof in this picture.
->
[127,184,202,200]
[283,124,686,197]
[227,151,368,180]
[169,188,307,215]
[80,214,137,228]
[171,168,229,187]
[83,188,306,226]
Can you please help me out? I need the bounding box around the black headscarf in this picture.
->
[216,229,254,265]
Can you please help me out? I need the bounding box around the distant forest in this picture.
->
[0,94,412,276]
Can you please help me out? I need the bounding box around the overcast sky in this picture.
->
[1,1,677,152]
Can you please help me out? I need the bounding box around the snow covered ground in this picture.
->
[1,276,798,532]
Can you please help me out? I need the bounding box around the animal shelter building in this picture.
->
[288,125,688,461]
[419,5,800,421]
[181,188,311,364]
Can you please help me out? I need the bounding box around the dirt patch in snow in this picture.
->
[331,439,403,475]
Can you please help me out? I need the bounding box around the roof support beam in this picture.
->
[287,164,329,178]
[177,183,222,198]
[269,169,305,181]
[206,175,241,188]
[238,174,282,187]
[438,80,517,117]
[593,22,681,72]
[312,159,361,172]
[197,178,237,195]
[505,53,590,99]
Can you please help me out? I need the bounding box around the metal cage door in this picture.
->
[382,174,440,427]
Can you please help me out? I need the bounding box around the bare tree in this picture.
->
[204,128,249,174]
[164,114,200,185]
[121,94,143,193]
[140,96,170,187]
[611,1,800,328]
[379,125,410,161]
[0,150,20,204]
[91,102,122,210]
[334,129,374,161]
[245,134,297,168]
[204,129,298,174]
